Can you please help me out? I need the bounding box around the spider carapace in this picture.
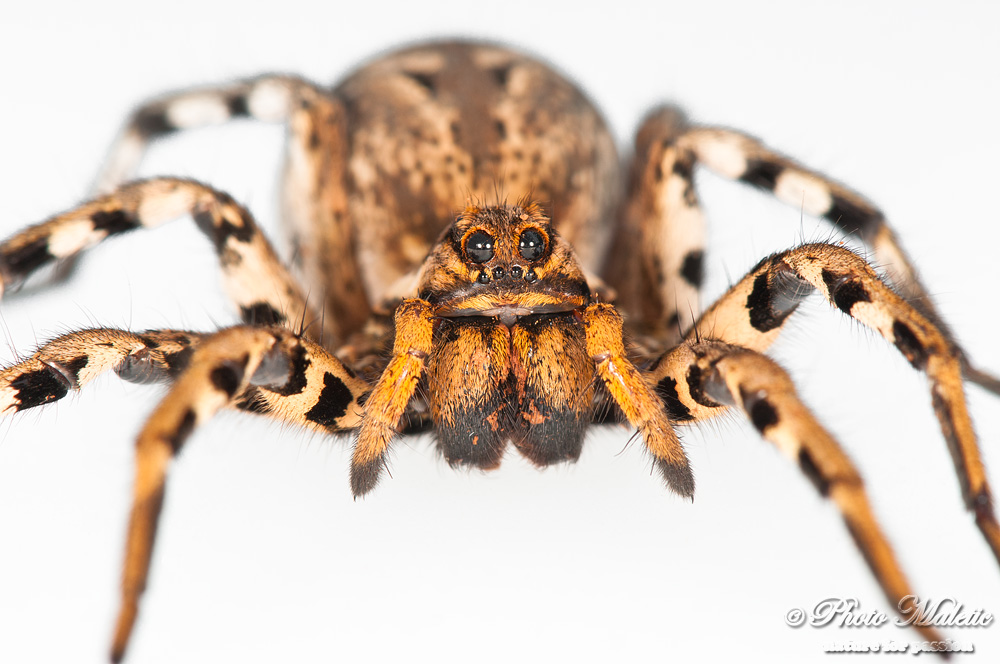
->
[0,40,997,661]
[409,203,597,470]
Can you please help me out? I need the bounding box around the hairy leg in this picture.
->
[584,302,694,498]
[95,324,368,661]
[0,178,318,332]
[648,339,944,643]
[614,108,997,394]
[94,75,327,193]
[647,242,999,564]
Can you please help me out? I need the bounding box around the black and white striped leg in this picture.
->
[615,106,706,341]
[674,125,998,394]
[95,75,327,192]
[107,324,368,662]
[646,339,945,644]
[0,323,370,431]
[0,328,204,414]
[653,242,1000,566]
[0,178,318,331]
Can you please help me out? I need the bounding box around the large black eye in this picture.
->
[465,230,495,263]
[519,228,545,261]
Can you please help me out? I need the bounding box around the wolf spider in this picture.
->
[0,40,997,661]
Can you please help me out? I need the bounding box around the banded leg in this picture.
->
[107,324,368,662]
[0,324,369,659]
[611,106,706,341]
[0,178,318,331]
[350,299,434,497]
[0,329,204,414]
[613,112,997,392]
[0,325,369,431]
[89,71,370,345]
[95,75,327,192]
[676,124,997,393]
[649,339,944,644]
[654,242,1000,565]
[583,303,694,498]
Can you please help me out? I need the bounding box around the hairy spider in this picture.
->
[1,39,998,662]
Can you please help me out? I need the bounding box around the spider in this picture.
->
[0,39,997,662]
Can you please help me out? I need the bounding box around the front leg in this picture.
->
[350,299,435,497]
[582,302,694,499]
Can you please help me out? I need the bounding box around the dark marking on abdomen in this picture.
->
[490,66,511,88]
[404,71,436,94]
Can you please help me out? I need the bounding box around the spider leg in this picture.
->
[609,106,705,341]
[648,242,1000,566]
[94,75,324,193]
[583,302,694,498]
[350,298,434,497]
[649,339,945,644]
[88,72,369,344]
[96,324,367,662]
[683,123,998,394]
[0,324,369,432]
[0,328,202,413]
[26,76,318,292]
[0,178,319,333]
[613,108,997,393]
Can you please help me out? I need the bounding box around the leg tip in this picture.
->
[657,457,696,501]
[350,455,385,498]
[110,599,137,663]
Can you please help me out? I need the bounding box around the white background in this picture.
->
[1,1,998,662]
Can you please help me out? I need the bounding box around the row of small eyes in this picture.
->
[465,228,546,263]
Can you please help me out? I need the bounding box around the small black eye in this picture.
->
[519,228,545,261]
[465,231,495,263]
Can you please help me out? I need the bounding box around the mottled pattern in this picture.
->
[0,38,996,661]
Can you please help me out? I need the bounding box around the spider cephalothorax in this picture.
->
[350,197,691,500]
[418,201,590,318]
[418,201,595,470]
[0,39,997,662]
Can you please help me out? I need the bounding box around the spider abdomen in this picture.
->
[426,314,593,469]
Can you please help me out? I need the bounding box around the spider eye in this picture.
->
[519,228,545,261]
[465,230,495,263]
